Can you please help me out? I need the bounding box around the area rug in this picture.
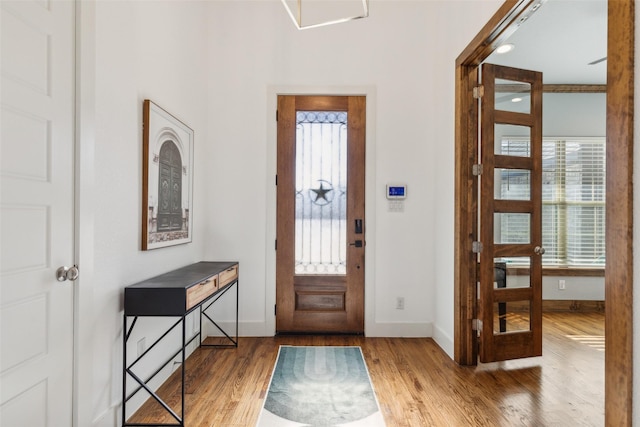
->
[256,346,386,427]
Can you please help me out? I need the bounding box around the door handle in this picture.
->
[56,265,79,282]
[349,240,363,248]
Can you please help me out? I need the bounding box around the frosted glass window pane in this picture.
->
[295,111,347,275]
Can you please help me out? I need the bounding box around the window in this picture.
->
[294,111,348,274]
[499,137,606,267]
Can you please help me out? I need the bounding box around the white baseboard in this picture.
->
[432,324,454,359]
[365,321,433,338]
[239,321,273,336]
[204,321,271,337]
[207,321,434,338]
[92,406,118,427]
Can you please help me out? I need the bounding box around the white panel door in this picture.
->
[1,1,75,426]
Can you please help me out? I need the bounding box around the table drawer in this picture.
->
[186,275,218,310]
[219,265,238,288]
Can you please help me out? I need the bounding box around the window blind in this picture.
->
[499,137,606,267]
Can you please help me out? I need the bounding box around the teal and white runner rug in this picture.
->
[256,346,386,426]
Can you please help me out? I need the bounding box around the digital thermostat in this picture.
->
[386,184,407,199]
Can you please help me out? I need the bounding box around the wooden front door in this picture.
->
[477,64,544,362]
[276,95,365,333]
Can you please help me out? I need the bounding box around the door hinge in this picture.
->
[274,304,277,315]
[275,174,278,185]
[472,319,482,331]
[275,240,277,250]
[472,241,483,253]
[276,110,278,121]
[472,164,483,176]
[473,85,484,99]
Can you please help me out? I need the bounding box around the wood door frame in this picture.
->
[454,1,634,425]
[265,86,377,337]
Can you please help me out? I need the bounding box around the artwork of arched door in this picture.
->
[157,141,183,232]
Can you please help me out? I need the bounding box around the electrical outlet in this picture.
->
[137,337,146,357]
[559,279,566,290]
[396,297,405,310]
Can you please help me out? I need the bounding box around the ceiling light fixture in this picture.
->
[496,43,515,54]
[514,0,547,29]
[281,0,369,30]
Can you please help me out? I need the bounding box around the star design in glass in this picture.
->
[311,182,332,202]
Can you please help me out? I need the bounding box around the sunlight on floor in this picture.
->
[565,335,605,351]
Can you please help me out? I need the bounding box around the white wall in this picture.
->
[88,1,209,425]
[544,93,606,136]
[202,1,502,349]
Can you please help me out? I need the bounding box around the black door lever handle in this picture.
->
[349,240,363,247]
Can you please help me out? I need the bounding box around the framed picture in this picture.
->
[142,100,194,250]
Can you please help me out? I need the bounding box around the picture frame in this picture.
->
[141,99,194,250]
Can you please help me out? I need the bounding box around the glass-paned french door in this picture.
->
[477,63,543,362]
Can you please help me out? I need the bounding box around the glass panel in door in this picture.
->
[295,111,347,275]
[494,78,531,114]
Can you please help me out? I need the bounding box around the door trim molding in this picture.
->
[605,1,634,424]
[74,0,97,426]
[266,86,378,336]
[453,1,634,425]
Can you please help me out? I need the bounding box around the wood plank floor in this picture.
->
[128,312,604,426]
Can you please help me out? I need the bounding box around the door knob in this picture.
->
[56,265,79,282]
[534,246,545,255]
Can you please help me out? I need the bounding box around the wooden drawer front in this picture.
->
[186,276,218,310]
[219,265,238,288]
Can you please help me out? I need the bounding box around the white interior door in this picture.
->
[1,1,75,425]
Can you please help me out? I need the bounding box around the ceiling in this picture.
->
[485,0,607,85]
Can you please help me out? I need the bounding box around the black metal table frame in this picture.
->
[122,279,238,427]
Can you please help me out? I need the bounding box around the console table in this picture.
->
[122,261,239,427]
